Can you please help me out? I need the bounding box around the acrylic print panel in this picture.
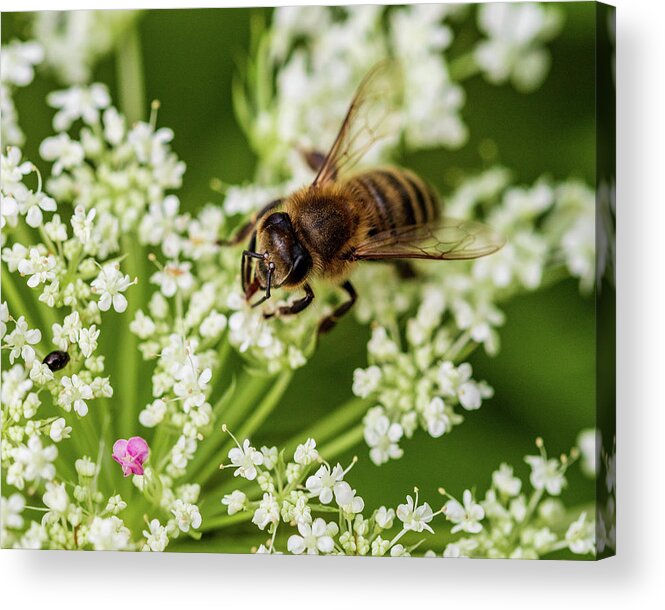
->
[0,2,615,559]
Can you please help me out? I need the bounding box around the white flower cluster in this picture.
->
[474,3,563,92]
[37,83,185,237]
[238,5,470,189]
[349,169,595,463]
[220,431,441,556]
[0,446,192,551]
[1,40,44,146]
[437,438,595,559]
[32,10,141,85]
[355,326,492,466]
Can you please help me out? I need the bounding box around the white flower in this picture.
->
[78,325,100,358]
[151,261,194,297]
[363,408,404,465]
[228,439,264,480]
[75,456,97,478]
[0,301,8,340]
[171,499,202,533]
[47,83,111,130]
[17,191,58,228]
[525,454,566,495]
[43,481,69,514]
[1,493,26,530]
[444,490,485,534]
[14,436,57,483]
[70,205,96,246]
[252,493,279,530]
[565,512,595,555]
[352,365,382,398]
[87,516,130,550]
[390,544,410,557]
[91,263,133,313]
[397,494,435,533]
[1,41,43,86]
[375,506,395,529]
[333,481,365,515]
[142,519,169,552]
[287,518,338,555]
[443,538,479,558]
[475,3,562,92]
[60,374,94,416]
[293,438,319,465]
[199,311,227,338]
[492,463,522,497]
[139,399,167,427]
[422,397,451,438]
[261,446,279,470]
[39,133,85,176]
[130,310,156,339]
[305,463,345,504]
[577,428,600,478]
[104,495,127,515]
[221,490,248,516]
[51,311,81,350]
[49,417,71,443]
[171,435,197,470]
[44,214,68,242]
[139,195,188,257]
[5,316,41,365]
[18,248,57,288]
[173,365,211,411]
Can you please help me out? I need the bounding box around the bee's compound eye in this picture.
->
[43,350,70,372]
[286,252,313,285]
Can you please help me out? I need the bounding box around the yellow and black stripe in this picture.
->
[348,168,440,234]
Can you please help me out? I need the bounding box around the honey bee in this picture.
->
[222,60,504,335]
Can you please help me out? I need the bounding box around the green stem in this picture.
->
[283,397,368,455]
[199,510,253,533]
[115,25,146,124]
[117,235,143,440]
[318,423,364,462]
[195,371,293,486]
[449,51,480,81]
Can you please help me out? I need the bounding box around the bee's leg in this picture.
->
[317,280,357,336]
[218,198,283,246]
[264,284,315,319]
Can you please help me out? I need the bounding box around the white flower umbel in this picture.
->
[475,3,563,92]
[33,11,140,85]
[440,438,594,559]
[219,430,442,556]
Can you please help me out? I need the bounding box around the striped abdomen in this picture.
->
[345,168,441,235]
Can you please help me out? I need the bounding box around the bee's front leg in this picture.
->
[263,284,315,319]
[317,281,357,336]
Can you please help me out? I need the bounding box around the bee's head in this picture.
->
[244,212,312,306]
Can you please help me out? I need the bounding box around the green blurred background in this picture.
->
[2,3,597,553]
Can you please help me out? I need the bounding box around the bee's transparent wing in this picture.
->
[312,60,402,187]
[351,217,505,261]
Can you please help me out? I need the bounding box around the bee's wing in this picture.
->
[351,217,505,261]
[312,60,402,187]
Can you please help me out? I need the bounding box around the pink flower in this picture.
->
[112,436,149,476]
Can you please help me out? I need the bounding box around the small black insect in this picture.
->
[43,350,70,372]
